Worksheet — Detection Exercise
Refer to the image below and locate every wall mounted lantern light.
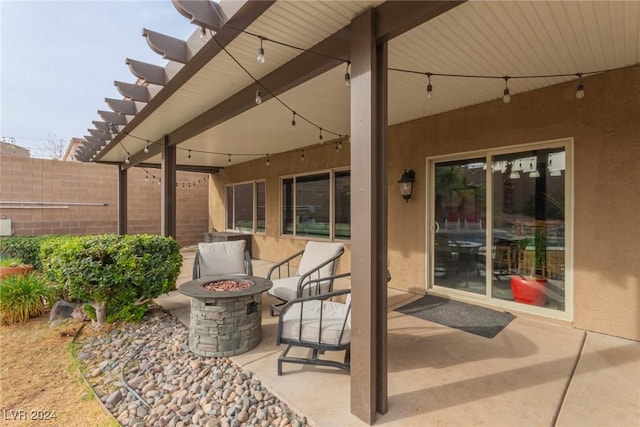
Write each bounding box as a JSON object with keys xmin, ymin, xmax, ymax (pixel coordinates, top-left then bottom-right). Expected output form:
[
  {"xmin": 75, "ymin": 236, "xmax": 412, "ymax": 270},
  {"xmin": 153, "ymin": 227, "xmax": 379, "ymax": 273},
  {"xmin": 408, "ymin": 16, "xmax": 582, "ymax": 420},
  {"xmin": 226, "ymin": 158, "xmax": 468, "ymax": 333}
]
[{"xmin": 398, "ymin": 169, "xmax": 416, "ymax": 202}]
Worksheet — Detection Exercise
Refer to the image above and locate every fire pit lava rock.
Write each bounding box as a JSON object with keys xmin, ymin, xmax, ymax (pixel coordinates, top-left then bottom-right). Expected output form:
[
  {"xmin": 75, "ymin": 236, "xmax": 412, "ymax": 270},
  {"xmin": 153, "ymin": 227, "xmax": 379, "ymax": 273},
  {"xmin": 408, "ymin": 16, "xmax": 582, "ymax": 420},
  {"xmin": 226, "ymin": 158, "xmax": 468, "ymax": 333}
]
[{"xmin": 179, "ymin": 275, "xmax": 272, "ymax": 357}]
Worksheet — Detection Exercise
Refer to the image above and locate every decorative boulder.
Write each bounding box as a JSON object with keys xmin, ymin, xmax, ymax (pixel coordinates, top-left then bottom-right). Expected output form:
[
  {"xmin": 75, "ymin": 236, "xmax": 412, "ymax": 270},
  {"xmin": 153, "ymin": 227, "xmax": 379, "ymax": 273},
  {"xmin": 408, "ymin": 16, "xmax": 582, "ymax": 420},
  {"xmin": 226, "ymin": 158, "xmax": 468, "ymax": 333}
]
[{"xmin": 49, "ymin": 300, "xmax": 77, "ymax": 322}]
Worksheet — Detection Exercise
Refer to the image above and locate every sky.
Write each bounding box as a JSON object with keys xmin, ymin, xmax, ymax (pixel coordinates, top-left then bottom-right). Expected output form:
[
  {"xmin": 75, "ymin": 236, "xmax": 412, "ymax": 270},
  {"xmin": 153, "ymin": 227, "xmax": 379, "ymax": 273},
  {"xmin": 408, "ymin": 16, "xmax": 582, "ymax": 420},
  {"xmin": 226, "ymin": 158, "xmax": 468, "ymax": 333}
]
[{"xmin": 1, "ymin": 0, "xmax": 197, "ymax": 158}]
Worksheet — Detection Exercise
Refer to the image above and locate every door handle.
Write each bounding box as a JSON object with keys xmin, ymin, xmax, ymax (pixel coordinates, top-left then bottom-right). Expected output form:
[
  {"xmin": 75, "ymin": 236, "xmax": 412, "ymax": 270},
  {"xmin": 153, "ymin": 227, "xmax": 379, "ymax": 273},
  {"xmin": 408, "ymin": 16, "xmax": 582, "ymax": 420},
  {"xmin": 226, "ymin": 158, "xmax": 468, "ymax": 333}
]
[{"xmin": 431, "ymin": 221, "xmax": 440, "ymax": 233}]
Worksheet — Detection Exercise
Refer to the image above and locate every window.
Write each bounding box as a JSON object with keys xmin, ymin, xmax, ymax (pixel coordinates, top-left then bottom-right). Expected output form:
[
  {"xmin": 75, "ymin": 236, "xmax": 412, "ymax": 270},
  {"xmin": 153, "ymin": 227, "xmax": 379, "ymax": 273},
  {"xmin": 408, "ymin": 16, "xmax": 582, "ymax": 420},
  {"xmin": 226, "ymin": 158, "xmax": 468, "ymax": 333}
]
[
  {"xmin": 281, "ymin": 170, "xmax": 350, "ymax": 240},
  {"xmin": 225, "ymin": 181, "xmax": 266, "ymax": 233}
]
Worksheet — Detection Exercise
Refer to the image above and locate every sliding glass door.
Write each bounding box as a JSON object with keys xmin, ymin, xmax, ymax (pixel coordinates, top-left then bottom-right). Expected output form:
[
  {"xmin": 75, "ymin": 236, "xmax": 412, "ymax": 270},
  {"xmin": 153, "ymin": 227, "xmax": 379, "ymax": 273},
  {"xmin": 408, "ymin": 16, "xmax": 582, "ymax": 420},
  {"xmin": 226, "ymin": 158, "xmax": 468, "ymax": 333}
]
[
  {"xmin": 490, "ymin": 148, "xmax": 566, "ymax": 311},
  {"xmin": 429, "ymin": 142, "xmax": 569, "ymax": 315},
  {"xmin": 432, "ymin": 159, "xmax": 487, "ymax": 295}
]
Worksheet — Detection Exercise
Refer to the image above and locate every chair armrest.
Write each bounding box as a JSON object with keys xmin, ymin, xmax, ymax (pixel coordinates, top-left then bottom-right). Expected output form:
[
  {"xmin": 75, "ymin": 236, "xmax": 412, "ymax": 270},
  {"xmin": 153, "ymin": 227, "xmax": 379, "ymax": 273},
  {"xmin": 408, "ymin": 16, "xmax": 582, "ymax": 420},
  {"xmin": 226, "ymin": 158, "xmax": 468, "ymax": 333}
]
[
  {"xmin": 267, "ymin": 249, "xmax": 305, "ymax": 279},
  {"xmin": 192, "ymin": 250, "xmax": 201, "ymax": 279},
  {"xmin": 281, "ymin": 285, "xmax": 351, "ymax": 312},
  {"xmin": 298, "ymin": 271, "xmax": 351, "ymax": 296},
  {"xmin": 245, "ymin": 250, "xmax": 253, "ymax": 276}
]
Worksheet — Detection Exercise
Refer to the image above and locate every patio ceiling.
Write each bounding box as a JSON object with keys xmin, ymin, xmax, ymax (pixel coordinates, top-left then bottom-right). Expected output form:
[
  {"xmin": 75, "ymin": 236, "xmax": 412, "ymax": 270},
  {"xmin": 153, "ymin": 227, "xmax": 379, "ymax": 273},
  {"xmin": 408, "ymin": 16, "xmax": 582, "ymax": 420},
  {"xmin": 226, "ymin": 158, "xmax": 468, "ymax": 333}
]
[{"xmin": 85, "ymin": 0, "xmax": 640, "ymax": 168}]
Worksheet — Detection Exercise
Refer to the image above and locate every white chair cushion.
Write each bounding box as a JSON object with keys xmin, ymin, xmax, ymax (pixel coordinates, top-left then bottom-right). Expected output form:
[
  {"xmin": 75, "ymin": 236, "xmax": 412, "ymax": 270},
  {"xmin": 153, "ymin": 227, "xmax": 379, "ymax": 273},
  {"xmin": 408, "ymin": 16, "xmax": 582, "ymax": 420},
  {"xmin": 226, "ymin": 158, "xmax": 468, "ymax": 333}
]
[
  {"xmin": 268, "ymin": 276, "xmax": 301, "ymax": 301},
  {"xmin": 281, "ymin": 300, "xmax": 351, "ymax": 346},
  {"xmin": 197, "ymin": 240, "xmax": 246, "ymax": 276},
  {"xmin": 269, "ymin": 275, "xmax": 334, "ymax": 300},
  {"xmin": 297, "ymin": 241, "xmax": 343, "ymax": 278}
]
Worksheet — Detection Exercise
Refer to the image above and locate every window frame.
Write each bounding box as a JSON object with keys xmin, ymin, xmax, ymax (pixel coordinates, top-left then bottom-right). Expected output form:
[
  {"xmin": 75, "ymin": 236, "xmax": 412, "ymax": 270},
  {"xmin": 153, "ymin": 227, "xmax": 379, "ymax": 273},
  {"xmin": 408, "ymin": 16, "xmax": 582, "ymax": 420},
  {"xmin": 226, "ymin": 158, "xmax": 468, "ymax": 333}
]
[
  {"xmin": 224, "ymin": 180, "xmax": 266, "ymax": 234},
  {"xmin": 279, "ymin": 168, "xmax": 351, "ymax": 242}
]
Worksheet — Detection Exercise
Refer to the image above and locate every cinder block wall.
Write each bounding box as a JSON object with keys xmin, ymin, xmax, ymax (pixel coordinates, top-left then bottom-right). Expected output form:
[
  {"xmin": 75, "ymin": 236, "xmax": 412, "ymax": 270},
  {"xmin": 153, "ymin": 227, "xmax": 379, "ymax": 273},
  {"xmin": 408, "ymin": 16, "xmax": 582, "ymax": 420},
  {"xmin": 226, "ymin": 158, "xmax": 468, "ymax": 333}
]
[{"xmin": 0, "ymin": 156, "xmax": 209, "ymax": 247}]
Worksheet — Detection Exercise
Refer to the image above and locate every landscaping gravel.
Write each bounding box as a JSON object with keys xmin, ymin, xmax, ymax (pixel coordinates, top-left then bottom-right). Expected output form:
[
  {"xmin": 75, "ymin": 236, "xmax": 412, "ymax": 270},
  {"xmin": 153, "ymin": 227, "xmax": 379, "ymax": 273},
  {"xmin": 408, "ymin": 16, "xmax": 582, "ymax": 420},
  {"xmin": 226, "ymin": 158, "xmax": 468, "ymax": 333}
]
[{"xmin": 76, "ymin": 309, "xmax": 308, "ymax": 427}]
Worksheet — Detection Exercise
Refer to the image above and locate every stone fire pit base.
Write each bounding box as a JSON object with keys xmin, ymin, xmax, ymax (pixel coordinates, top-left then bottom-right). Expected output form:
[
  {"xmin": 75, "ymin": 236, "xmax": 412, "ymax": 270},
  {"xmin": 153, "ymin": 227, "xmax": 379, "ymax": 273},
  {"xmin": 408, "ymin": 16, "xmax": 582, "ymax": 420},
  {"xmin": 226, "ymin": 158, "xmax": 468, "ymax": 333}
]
[
  {"xmin": 189, "ymin": 293, "xmax": 263, "ymax": 357},
  {"xmin": 179, "ymin": 275, "xmax": 272, "ymax": 358}
]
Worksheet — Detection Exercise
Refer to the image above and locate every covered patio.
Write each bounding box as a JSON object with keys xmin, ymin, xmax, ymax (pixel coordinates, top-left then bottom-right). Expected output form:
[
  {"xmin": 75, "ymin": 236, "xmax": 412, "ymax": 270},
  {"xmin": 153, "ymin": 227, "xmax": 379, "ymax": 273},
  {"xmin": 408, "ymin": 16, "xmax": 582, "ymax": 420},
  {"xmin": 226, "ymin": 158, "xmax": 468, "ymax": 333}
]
[
  {"xmin": 153, "ymin": 250, "xmax": 640, "ymax": 426},
  {"xmin": 77, "ymin": 0, "xmax": 639, "ymax": 423}
]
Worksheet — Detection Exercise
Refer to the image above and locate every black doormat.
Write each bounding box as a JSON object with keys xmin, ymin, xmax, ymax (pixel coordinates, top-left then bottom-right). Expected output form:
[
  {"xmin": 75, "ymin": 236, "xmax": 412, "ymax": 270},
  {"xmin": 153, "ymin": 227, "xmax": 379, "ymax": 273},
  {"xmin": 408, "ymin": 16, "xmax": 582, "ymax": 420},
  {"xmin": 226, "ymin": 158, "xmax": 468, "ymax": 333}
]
[{"xmin": 395, "ymin": 295, "xmax": 515, "ymax": 338}]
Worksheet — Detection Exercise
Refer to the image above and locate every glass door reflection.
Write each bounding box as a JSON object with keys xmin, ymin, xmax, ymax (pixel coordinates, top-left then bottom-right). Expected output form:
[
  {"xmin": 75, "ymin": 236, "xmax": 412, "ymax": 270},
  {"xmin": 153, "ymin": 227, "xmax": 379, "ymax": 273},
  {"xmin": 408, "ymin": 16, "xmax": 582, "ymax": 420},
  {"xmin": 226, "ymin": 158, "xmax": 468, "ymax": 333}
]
[{"xmin": 433, "ymin": 159, "xmax": 487, "ymax": 295}]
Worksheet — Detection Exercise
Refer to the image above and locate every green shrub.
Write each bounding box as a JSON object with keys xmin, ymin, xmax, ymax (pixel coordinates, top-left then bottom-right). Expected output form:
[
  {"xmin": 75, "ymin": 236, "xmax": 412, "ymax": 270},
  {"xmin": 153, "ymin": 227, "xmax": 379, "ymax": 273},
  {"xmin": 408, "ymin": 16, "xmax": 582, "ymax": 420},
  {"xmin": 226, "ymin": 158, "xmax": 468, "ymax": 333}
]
[
  {"xmin": 41, "ymin": 234, "xmax": 182, "ymax": 325},
  {"xmin": 0, "ymin": 258, "xmax": 26, "ymax": 268},
  {"xmin": 0, "ymin": 235, "xmax": 62, "ymax": 270},
  {"xmin": 0, "ymin": 273, "xmax": 60, "ymax": 324}
]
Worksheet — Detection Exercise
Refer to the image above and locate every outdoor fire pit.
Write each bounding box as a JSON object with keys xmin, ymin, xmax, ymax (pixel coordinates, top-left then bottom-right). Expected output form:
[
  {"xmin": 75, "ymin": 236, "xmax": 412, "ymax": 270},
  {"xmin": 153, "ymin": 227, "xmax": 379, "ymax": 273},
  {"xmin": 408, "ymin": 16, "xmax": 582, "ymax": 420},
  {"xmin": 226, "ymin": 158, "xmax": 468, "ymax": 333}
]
[{"xmin": 179, "ymin": 275, "xmax": 272, "ymax": 357}]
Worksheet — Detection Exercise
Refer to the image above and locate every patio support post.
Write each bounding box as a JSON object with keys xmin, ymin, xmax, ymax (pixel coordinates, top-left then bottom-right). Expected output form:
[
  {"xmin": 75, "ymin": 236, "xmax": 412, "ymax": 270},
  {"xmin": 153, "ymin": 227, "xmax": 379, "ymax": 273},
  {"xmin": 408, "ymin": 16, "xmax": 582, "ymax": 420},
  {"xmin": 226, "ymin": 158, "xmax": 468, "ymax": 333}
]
[
  {"xmin": 350, "ymin": 8, "xmax": 388, "ymax": 424},
  {"xmin": 117, "ymin": 165, "xmax": 127, "ymax": 235},
  {"xmin": 161, "ymin": 134, "xmax": 177, "ymax": 239}
]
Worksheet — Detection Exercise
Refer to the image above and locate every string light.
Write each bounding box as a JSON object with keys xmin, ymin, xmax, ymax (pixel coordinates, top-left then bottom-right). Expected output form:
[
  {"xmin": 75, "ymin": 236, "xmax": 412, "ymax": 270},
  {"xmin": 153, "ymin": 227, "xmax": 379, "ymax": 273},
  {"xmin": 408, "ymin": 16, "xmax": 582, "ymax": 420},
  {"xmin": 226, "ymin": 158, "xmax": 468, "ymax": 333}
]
[
  {"xmin": 145, "ymin": 174, "xmax": 149, "ymax": 182},
  {"xmin": 125, "ymin": 155, "xmax": 130, "ymax": 164},
  {"xmin": 257, "ymin": 37, "xmax": 265, "ymax": 64},
  {"xmin": 300, "ymin": 150, "xmax": 305, "ymax": 162},
  {"xmin": 426, "ymin": 72, "xmax": 433, "ymax": 99},
  {"xmin": 344, "ymin": 62, "xmax": 351, "ymax": 87},
  {"xmin": 266, "ymin": 154, "xmax": 270, "ymax": 167},
  {"xmin": 94, "ymin": 24, "xmax": 627, "ymax": 167},
  {"xmin": 255, "ymin": 89, "xmax": 262, "ymax": 105},
  {"xmin": 210, "ymin": 37, "xmax": 345, "ymax": 146},
  {"xmin": 319, "ymin": 128, "xmax": 323, "ymax": 144},
  {"xmin": 575, "ymin": 73, "xmax": 585, "ymax": 99},
  {"xmin": 144, "ymin": 144, "xmax": 149, "ymax": 154},
  {"xmin": 228, "ymin": 154, "xmax": 231, "ymax": 164},
  {"xmin": 502, "ymin": 76, "xmax": 511, "ymax": 104},
  {"xmin": 200, "ymin": 27, "xmax": 210, "ymax": 43},
  {"xmin": 188, "ymin": 149, "xmax": 192, "ymax": 160}
]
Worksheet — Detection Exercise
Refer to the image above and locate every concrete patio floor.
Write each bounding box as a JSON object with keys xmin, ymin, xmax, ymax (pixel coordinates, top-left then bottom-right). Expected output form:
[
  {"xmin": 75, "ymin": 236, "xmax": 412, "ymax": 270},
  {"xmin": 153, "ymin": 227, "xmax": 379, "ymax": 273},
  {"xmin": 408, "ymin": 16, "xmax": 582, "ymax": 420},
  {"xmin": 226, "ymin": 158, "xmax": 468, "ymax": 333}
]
[{"xmin": 155, "ymin": 250, "xmax": 640, "ymax": 426}]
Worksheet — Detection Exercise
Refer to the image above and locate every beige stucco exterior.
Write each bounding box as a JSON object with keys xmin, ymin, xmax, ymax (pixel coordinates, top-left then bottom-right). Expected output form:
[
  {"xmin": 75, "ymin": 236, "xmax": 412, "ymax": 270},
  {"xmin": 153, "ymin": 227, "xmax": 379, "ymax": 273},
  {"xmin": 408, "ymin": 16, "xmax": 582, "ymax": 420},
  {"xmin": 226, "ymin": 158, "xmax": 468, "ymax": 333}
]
[{"xmin": 209, "ymin": 66, "xmax": 639, "ymax": 341}]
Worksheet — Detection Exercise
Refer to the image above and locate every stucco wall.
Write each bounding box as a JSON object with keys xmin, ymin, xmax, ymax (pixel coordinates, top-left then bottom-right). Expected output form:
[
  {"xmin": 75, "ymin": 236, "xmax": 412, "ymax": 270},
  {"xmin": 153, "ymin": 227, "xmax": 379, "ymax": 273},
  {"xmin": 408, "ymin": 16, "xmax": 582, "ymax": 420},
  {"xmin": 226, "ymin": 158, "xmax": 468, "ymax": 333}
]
[
  {"xmin": 0, "ymin": 156, "xmax": 209, "ymax": 247},
  {"xmin": 386, "ymin": 66, "xmax": 639, "ymax": 340},
  {"xmin": 210, "ymin": 66, "xmax": 639, "ymax": 341},
  {"xmin": 210, "ymin": 143, "xmax": 352, "ymax": 272}
]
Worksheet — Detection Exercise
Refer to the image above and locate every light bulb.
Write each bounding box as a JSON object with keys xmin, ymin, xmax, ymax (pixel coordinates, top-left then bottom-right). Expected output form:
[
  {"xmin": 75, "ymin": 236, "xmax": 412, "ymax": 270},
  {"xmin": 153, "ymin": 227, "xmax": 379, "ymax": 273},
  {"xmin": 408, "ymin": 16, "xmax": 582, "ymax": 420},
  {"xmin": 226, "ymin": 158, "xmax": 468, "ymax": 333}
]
[
  {"xmin": 125, "ymin": 156, "xmax": 130, "ymax": 164},
  {"xmin": 144, "ymin": 144, "xmax": 149, "ymax": 154},
  {"xmin": 503, "ymin": 77, "xmax": 511, "ymax": 103},
  {"xmin": 255, "ymin": 89, "xmax": 262, "ymax": 105},
  {"xmin": 319, "ymin": 128, "xmax": 323, "ymax": 144},
  {"xmin": 344, "ymin": 62, "xmax": 351, "ymax": 87},
  {"xmin": 576, "ymin": 82, "xmax": 585, "ymax": 99},
  {"xmin": 257, "ymin": 39, "xmax": 265, "ymax": 64},
  {"xmin": 188, "ymin": 150, "xmax": 191, "ymax": 160},
  {"xmin": 200, "ymin": 27, "xmax": 209, "ymax": 43},
  {"xmin": 301, "ymin": 151, "xmax": 305, "ymax": 162},
  {"xmin": 266, "ymin": 155, "xmax": 270, "ymax": 167},
  {"xmin": 426, "ymin": 73, "xmax": 433, "ymax": 100},
  {"xmin": 503, "ymin": 88, "xmax": 511, "ymax": 104},
  {"xmin": 291, "ymin": 112, "xmax": 296, "ymax": 130}
]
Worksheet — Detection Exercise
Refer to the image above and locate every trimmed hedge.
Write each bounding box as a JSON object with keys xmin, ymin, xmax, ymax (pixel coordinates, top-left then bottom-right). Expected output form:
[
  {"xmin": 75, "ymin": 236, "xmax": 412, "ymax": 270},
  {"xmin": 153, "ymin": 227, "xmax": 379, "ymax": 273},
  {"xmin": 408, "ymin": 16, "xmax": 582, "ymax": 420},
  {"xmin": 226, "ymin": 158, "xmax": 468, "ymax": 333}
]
[
  {"xmin": 0, "ymin": 235, "xmax": 59, "ymax": 269},
  {"xmin": 40, "ymin": 234, "xmax": 183, "ymax": 324}
]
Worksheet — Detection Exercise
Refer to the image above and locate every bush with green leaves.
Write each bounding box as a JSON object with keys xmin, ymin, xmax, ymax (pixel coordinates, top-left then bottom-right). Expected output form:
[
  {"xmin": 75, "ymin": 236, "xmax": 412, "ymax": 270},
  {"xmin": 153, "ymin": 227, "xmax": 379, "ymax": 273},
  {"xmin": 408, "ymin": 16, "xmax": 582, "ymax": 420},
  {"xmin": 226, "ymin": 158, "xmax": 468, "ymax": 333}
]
[
  {"xmin": 0, "ymin": 235, "xmax": 62, "ymax": 270},
  {"xmin": 41, "ymin": 234, "xmax": 182, "ymax": 325},
  {"xmin": 0, "ymin": 273, "xmax": 60, "ymax": 324},
  {"xmin": 0, "ymin": 258, "xmax": 27, "ymax": 268}
]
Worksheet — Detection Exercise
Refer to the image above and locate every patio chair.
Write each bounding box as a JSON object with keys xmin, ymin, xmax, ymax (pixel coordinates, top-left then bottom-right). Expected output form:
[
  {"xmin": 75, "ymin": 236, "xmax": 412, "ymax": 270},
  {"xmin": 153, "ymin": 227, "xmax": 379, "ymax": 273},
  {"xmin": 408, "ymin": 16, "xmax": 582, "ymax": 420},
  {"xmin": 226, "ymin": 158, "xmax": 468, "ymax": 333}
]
[
  {"xmin": 445, "ymin": 211, "xmax": 461, "ymax": 230},
  {"xmin": 192, "ymin": 240, "xmax": 253, "ymax": 279},
  {"xmin": 267, "ymin": 241, "xmax": 344, "ymax": 315},
  {"xmin": 276, "ymin": 272, "xmax": 352, "ymax": 375}
]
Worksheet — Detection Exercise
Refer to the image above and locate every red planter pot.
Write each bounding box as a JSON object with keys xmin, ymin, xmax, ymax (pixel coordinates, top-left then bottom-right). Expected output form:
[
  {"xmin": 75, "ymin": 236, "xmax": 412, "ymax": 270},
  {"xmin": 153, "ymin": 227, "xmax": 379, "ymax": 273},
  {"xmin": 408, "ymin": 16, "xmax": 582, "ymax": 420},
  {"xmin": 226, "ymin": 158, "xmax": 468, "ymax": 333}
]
[
  {"xmin": 510, "ymin": 276, "xmax": 547, "ymax": 306},
  {"xmin": 0, "ymin": 265, "xmax": 34, "ymax": 280}
]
